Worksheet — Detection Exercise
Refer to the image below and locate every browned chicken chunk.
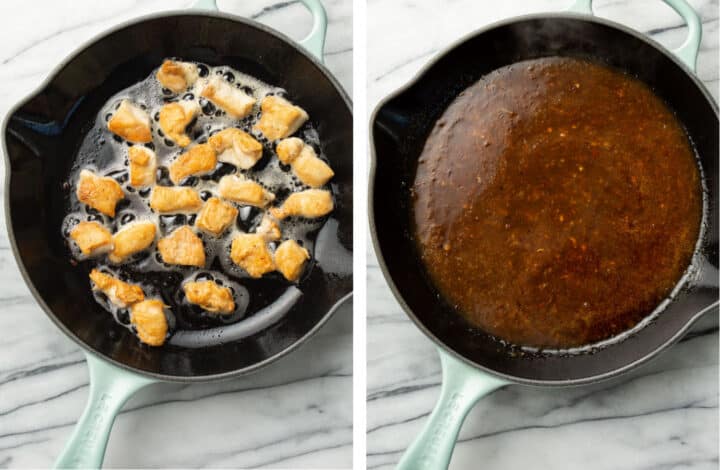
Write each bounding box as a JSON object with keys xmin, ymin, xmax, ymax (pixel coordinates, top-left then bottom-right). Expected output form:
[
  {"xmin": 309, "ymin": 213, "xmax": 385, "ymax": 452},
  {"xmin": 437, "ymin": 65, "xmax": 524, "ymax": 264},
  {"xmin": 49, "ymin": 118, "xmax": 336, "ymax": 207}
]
[
  {"xmin": 208, "ymin": 128, "xmax": 263, "ymax": 169},
  {"xmin": 276, "ymin": 138, "xmax": 334, "ymax": 187},
  {"xmin": 274, "ymin": 239, "xmax": 310, "ymax": 282},
  {"xmin": 183, "ymin": 280, "xmax": 235, "ymax": 314},
  {"xmin": 230, "ymin": 233, "xmax": 275, "ymax": 278},
  {"xmin": 76, "ymin": 169, "xmax": 125, "ymax": 217},
  {"xmin": 108, "ymin": 221, "xmax": 157, "ymax": 263},
  {"xmin": 70, "ymin": 221, "xmax": 113, "ymax": 257},
  {"xmin": 200, "ymin": 76, "xmax": 256, "ymax": 118},
  {"xmin": 107, "ymin": 99, "xmax": 152, "ymax": 143},
  {"xmin": 159, "ymin": 101, "xmax": 200, "ymax": 147},
  {"xmin": 256, "ymin": 214, "xmax": 281, "ymax": 242},
  {"xmin": 269, "ymin": 189, "xmax": 333, "ymax": 220},
  {"xmin": 218, "ymin": 175, "xmax": 275, "ymax": 208},
  {"xmin": 156, "ymin": 60, "xmax": 199, "ymax": 93},
  {"xmin": 195, "ymin": 197, "xmax": 238, "ymax": 236},
  {"xmin": 158, "ymin": 226, "xmax": 205, "ymax": 267},
  {"xmin": 149, "ymin": 186, "xmax": 202, "ymax": 214},
  {"xmin": 128, "ymin": 146, "xmax": 157, "ymax": 187},
  {"xmin": 89, "ymin": 269, "xmax": 144, "ymax": 307},
  {"xmin": 253, "ymin": 95, "xmax": 308, "ymax": 140},
  {"xmin": 169, "ymin": 143, "xmax": 217, "ymax": 184},
  {"xmin": 130, "ymin": 299, "xmax": 168, "ymax": 346}
]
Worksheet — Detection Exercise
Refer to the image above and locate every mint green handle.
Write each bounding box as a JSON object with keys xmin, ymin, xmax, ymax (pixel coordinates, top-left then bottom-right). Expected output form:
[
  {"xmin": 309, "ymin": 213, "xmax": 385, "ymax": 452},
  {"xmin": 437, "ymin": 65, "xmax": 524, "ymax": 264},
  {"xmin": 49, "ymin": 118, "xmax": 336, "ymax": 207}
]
[
  {"xmin": 396, "ymin": 349, "xmax": 507, "ymax": 470},
  {"xmin": 54, "ymin": 352, "xmax": 156, "ymax": 469},
  {"xmin": 296, "ymin": 0, "xmax": 328, "ymax": 62},
  {"xmin": 191, "ymin": 0, "xmax": 217, "ymax": 11},
  {"xmin": 569, "ymin": 0, "xmax": 702, "ymax": 71},
  {"xmin": 191, "ymin": 0, "xmax": 327, "ymax": 62}
]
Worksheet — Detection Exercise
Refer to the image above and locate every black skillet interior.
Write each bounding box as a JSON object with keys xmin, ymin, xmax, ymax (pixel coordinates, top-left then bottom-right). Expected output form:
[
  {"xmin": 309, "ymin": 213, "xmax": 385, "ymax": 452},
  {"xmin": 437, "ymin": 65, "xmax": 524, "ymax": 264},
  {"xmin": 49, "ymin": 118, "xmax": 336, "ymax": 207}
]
[
  {"xmin": 4, "ymin": 13, "xmax": 352, "ymax": 380},
  {"xmin": 370, "ymin": 15, "xmax": 718, "ymax": 384}
]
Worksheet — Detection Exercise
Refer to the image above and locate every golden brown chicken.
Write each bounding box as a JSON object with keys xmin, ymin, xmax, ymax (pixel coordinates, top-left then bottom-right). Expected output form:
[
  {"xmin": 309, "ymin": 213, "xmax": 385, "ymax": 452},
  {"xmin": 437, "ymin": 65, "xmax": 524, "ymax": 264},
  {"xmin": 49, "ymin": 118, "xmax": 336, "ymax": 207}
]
[
  {"xmin": 269, "ymin": 189, "xmax": 333, "ymax": 220},
  {"xmin": 70, "ymin": 221, "xmax": 113, "ymax": 257},
  {"xmin": 254, "ymin": 95, "xmax": 308, "ymax": 140},
  {"xmin": 89, "ymin": 269, "xmax": 145, "ymax": 308},
  {"xmin": 76, "ymin": 169, "xmax": 125, "ymax": 217},
  {"xmin": 208, "ymin": 128, "xmax": 263, "ymax": 169},
  {"xmin": 218, "ymin": 175, "xmax": 275, "ymax": 208},
  {"xmin": 195, "ymin": 197, "xmax": 238, "ymax": 236},
  {"xmin": 156, "ymin": 60, "xmax": 199, "ymax": 93},
  {"xmin": 168, "ymin": 143, "xmax": 217, "ymax": 184},
  {"xmin": 108, "ymin": 221, "xmax": 157, "ymax": 263},
  {"xmin": 274, "ymin": 239, "xmax": 310, "ymax": 282},
  {"xmin": 159, "ymin": 101, "xmax": 200, "ymax": 147},
  {"xmin": 230, "ymin": 233, "xmax": 275, "ymax": 278},
  {"xmin": 276, "ymin": 137, "xmax": 334, "ymax": 187},
  {"xmin": 130, "ymin": 299, "xmax": 168, "ymax": 346},
  {"xmin": 256, "ymin": 214, "xmax": 281, "ymax": 242},
  {"xmin": 149, "ymin": 186, "xmax": 203, "ymax": 213},
  {"xmin": 183, "ymin": 280, "xmax": 235, "ymax": 314},
  {"xmin": 158, "ymin": 226, "xmax": 205, "ymax": 267},
  {"xmin": 128, "ymin": 146, "xmax": 157, "ymax": 188},
  {"xmin": 200, "ymin": 76, "xmax": 256, "ymax": 119},
  {"xmin": 107, "ymin": 99, "xmax": 152, "ymax": 143}
]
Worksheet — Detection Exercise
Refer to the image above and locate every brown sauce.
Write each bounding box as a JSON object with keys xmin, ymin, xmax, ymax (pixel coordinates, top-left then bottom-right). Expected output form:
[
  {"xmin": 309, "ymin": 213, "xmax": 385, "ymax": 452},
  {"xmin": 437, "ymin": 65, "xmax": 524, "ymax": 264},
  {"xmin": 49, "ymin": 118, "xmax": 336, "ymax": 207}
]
[{"xmin": 412, "ymin": 57, "xmax": 702, "ymax": 349}]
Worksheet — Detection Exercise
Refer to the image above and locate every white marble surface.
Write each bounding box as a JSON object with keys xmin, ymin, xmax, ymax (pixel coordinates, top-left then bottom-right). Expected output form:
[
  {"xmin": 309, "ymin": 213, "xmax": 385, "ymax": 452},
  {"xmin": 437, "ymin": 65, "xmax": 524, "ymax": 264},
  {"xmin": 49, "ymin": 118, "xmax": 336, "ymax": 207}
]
[
  {"xmin": 0, "ymin": 1, "xmax": 352, "ymax": 468},
  {"xmin": 367, "ymin": 0, "xmax": 719, "ymax": 469}
]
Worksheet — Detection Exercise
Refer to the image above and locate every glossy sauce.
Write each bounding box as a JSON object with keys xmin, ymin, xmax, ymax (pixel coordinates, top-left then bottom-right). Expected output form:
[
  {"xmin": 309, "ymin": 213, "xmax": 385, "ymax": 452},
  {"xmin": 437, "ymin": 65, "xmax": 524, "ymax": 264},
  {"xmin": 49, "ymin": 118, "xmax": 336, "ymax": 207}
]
[{"xmin": 412, "ymin": 57, "xmax": 702, "ymax": 349}]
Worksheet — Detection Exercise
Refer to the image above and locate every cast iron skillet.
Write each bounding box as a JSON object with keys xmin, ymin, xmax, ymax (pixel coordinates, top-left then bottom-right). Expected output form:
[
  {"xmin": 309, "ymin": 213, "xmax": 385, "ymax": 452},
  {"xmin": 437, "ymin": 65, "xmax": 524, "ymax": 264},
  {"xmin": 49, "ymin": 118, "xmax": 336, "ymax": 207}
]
[
  {"xmin": 2, "ymin": 1, "xmax": 351, "ymax": 467},
  {"xmin": 369, "ymin": 0, "xmax": 717, "ymax": 468}
]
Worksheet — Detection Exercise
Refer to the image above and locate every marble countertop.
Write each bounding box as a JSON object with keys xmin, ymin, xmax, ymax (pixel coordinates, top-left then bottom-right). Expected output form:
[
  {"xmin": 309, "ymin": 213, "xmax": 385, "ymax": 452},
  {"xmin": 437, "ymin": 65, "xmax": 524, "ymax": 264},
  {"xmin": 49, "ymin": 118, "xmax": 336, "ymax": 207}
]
[
  {"xmin": 0, "ymin": 1, "xmax": 352, "ymax": 468},
  {"xmin": 366, "ymin": 0, "xmax": 719, "ymax": 469}
]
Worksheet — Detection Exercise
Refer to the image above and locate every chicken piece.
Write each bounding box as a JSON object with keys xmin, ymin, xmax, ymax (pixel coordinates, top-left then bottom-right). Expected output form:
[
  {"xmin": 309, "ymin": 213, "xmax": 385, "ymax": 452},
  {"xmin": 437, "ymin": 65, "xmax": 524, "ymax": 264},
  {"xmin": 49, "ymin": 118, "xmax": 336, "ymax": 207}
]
[
  {"xmin": 230, "ymin": 233, "xmax": 275, "ymax": 278},
  {"xmin": 253, "ymin": 95, "xmax": 308, "ymax": 140},
  {"xmin": 76, "ymin": 169, "xmax": 125, "ymax": 217},
  {"xmin": 274, "ymin": 239, "xmax": 310, "ymax": 282},
  {"xmin": 269, "ymin": 189, "xmax": 333, "ymax": 220},
  {"xmin": 218, "ymin": 175, "xmax": 275, "ymax": 208},
  {"xmin": 128, "ymin": 146, "xmax": 157, "ymax": 187},
  {"xmin": 168, "ymin": 143, "xmax": 217, "ymax": 184},
  {"xmin": 159, "ymin": 100, "xmax": 200, "ymax": 147},
  {"xmin": 183, "ymin": 280, "xmax": 235, "ymax": 314},
  {"xmin": 208, "ymin": 128, "xmax": 263, "ymax": 169},
  {"xmin": 156, "ymin": 60, "xmax": 199, "ymax": 93},
  {"xmin": 256, "ymin": 214, "xmax": 281, "ymax": 242},
  {"xmin": 149, "ymin": 186, "xmax": 202, "ymax": 214},
  {"xmin": 195, "ymin": 197, "xmax": 238, "ymax": 236},
  {"xmin": 200, "ymin": 75, "xmax": 255, "ymax": 118},
  {"xmin": 275, "ymin": 136, "xmax": 304, "ymax": 164},
  {"xmin": 108, "ymin": 221, "xmax": 157, "ymax": 263},
  {"xmin": 158, "ymin": 226, "xmax": 205, "ymax": 267},
  {"xmin": 276, "ymin": 138, "xmax": 334, "ymax": 187},
  {"xmin": 89, "ymin": 269, "xmax": 144, "ymax": 308},
  {"xmin": 130, "ymin": 299, "xmax": 168, "ymax": 346},
  {"xmin": 107, "ymin": 99, "xmax": 152, "ymax": 143},
  {"xmin": 69, "ymin": 221, "xmax": 113, "ymax": 257}
]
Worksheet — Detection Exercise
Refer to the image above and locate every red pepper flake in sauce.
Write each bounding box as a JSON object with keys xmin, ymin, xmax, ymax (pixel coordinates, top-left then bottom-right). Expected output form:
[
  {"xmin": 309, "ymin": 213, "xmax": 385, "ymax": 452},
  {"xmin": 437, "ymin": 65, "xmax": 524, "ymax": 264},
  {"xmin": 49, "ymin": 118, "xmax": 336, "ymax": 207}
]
[{"xmin": 411, "ymin": 57, "xmax": 702, "ymax": 348}]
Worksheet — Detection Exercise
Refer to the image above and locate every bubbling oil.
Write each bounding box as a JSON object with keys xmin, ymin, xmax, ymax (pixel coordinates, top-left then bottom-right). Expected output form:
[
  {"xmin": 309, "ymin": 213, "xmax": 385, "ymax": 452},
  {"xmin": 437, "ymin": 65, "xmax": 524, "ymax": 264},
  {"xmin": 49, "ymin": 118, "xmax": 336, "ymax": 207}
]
[{"xmin": 61, "ymin": 60, "xmax": 333, "ymax": 345}]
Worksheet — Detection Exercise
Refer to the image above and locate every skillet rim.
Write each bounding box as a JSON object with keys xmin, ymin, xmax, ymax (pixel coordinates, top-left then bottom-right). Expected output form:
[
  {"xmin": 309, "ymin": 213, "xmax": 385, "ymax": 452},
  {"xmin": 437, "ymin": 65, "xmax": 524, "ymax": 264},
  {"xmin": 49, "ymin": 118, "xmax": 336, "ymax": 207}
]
[
  {"xmin": 2, "ymin": 9, "xmax": 353, "ymax": 383},
  {"xmin": 368, "ymin": 11, "xmax": 719, "ymax": 387}
]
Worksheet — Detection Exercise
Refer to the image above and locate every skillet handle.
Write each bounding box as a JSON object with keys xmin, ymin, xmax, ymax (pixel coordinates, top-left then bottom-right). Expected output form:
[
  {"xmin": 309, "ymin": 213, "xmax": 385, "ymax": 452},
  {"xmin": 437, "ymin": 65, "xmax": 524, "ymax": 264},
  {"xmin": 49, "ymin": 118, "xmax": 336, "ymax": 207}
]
[
  {"xmin": 189, "ymin": 0, "xmax": 327, "ymax": 62},
  {"xmin": 568, "ymin": 0, "xmax": 702, "ymax": 71},
  {"xmin": 396, "ymin": 349, "xmax": 507, "ymax": 470},
  {"xmin": 191, "ymin": 0, "xmax": 217, "ymax": 10},
  {"xmin": 297, "ymin": 0, "xmax": 328, "ymax": 62},
  {"xmin": 54, "ymin": 352, "xmax": 156, "ymax": 469}
]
